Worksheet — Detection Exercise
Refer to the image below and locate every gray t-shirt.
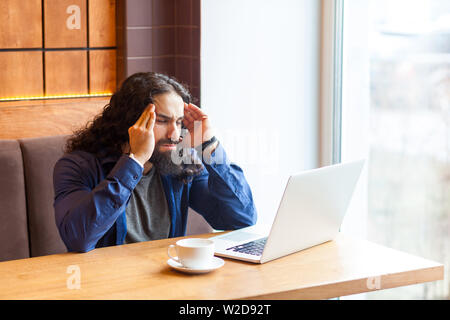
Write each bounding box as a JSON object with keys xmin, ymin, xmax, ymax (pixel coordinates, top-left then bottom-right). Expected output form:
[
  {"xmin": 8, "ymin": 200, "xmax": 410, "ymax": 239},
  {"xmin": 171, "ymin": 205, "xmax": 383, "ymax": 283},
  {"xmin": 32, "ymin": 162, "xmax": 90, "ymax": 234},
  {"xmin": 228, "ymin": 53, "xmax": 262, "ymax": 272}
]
[{"xmin": 124, "ymin": 166, "xmax": 171, "ymax": 244}]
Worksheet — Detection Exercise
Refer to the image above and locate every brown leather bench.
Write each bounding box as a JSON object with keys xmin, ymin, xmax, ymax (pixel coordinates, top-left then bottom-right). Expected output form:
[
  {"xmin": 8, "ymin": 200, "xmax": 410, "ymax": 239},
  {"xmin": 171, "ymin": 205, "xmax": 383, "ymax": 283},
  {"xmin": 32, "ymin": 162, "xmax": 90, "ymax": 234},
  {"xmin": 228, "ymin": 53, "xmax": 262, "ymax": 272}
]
[{"xmin": 0, "ymin": 135, "xmax": 212, "ymax": 262}]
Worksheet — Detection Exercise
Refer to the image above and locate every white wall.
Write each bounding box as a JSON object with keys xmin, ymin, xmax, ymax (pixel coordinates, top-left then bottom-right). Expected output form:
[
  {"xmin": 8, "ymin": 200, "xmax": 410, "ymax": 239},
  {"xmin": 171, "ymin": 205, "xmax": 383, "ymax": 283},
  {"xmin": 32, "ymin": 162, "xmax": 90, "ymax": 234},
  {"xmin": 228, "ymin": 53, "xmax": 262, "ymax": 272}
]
[
  {"xmin": 340, "ymin": 0, "xmax": 370, "ymax": 239},
  {"xmin": 201, "ymin": 0, "xmax": 321, "ymax": 226},
  {"xmin": 339, "ymin": 0, "xmax": 370, "ymax": 300}
]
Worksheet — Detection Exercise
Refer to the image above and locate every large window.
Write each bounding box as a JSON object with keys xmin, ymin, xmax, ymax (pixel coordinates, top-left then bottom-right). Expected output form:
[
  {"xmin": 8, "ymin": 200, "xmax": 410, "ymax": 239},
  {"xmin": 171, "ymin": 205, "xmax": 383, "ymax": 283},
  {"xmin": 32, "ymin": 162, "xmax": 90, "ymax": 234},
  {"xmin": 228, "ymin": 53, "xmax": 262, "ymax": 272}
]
[{"xmin": 342, "ymin": 0, "xmax": 450, "ymax": 299}]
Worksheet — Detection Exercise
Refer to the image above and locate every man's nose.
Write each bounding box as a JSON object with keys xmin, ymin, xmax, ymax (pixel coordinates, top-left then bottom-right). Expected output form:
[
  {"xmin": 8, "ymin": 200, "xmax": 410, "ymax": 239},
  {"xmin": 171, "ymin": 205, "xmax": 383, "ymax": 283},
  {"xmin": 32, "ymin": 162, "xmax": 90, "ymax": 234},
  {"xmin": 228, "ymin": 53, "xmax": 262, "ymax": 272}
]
[{"xmin": 167, "ymin": 122, "xmax": 181, "ymax": 142}]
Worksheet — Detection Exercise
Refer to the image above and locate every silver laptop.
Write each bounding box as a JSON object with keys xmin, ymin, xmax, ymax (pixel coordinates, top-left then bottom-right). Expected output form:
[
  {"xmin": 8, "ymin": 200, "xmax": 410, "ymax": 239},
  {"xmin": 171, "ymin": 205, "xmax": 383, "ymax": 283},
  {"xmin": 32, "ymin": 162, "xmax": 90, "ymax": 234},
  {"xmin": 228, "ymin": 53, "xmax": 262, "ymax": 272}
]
[{"xmin": 209, "ymin": 160, "xmax": 365, "ymax": 264}]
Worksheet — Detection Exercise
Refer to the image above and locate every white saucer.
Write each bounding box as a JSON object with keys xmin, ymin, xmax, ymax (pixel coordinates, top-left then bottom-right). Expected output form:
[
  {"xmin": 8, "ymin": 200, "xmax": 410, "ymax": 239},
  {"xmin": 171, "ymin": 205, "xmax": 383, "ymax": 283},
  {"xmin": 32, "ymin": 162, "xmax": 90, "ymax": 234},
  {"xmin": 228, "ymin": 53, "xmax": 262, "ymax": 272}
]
[{"xmin": 167, "ymin": 257, "xmax": 225, "ymax": 274}]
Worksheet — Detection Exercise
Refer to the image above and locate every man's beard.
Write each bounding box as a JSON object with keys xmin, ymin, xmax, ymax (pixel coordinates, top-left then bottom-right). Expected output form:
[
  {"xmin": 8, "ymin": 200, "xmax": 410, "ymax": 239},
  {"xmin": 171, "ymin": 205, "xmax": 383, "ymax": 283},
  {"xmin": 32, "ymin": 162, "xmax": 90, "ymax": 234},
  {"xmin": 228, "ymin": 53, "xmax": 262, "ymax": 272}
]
[
  {"xmin": 150, "ymin": 139, "xmax": 184, "ymax": 176},
  {"xmin": 150, "ymin": 138, "xmax": 204, "ymax": 182}
]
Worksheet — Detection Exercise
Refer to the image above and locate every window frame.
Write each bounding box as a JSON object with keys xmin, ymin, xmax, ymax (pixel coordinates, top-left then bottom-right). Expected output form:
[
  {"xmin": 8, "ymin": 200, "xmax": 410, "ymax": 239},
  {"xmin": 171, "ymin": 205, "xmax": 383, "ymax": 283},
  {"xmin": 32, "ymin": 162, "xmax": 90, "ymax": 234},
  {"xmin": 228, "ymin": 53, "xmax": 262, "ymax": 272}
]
[{"xmin": 319, "ymin": 0, "xmax": 344, "ymax": 166}]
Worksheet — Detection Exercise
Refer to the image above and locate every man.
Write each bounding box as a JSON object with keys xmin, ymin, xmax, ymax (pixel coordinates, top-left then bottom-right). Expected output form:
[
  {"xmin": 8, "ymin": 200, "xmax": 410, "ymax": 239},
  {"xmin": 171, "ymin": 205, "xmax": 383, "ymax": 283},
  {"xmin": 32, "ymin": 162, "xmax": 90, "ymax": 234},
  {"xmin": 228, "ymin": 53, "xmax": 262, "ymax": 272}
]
[{"xmin": 53, "ymin": 72, "xmax": 257, "ymax": 253}]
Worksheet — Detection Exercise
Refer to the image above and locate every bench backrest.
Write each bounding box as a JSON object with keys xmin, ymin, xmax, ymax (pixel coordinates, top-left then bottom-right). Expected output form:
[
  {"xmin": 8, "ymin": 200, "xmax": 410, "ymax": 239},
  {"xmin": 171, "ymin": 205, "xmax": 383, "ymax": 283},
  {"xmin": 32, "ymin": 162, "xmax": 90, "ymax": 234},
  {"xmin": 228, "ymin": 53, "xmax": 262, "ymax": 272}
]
[{"xmin": 0, "ymin": 135, "xmax": 212, "ymax": 262}]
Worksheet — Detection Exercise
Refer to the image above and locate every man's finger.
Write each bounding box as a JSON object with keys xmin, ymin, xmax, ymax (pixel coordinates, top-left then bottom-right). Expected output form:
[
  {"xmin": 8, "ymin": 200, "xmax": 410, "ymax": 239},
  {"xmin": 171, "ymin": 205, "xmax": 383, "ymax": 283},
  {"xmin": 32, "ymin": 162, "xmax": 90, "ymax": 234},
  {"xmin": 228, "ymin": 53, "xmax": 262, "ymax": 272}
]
[
  {"xmin": 146, "ymin": 108, "xmax": 156, "ymax": 130},
  {"xmin": 184, "ymin": 109, "xmax": 196, "ymax": 123},
  {"xmin": 187, "ymin": 103, "xmax": 205, "ymax": 118},
  {"xmin": 134, "ymin": 112, "xmax": 146, "ymax": 127},
  {"xmin": 135, "ymin": 105, "xmax": 151, "ymax": 127},
  {"xmin": 182, "ymin": 118, "xmax": 192, "ymax": 130}
]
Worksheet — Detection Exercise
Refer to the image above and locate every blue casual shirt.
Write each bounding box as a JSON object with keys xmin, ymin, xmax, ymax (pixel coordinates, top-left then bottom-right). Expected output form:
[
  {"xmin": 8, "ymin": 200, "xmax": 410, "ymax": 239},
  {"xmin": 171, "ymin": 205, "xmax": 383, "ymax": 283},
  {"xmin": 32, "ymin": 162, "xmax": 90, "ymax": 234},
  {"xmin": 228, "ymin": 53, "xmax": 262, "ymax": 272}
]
[{"xmin": 53, "ymin": 143, "xmax": 257, "ymax": 253}]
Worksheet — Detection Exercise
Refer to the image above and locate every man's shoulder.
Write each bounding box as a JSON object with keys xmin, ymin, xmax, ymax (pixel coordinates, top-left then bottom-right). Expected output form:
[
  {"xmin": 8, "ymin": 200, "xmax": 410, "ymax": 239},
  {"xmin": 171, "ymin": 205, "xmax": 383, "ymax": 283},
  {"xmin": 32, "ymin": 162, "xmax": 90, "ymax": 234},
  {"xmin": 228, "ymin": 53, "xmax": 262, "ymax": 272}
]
[
  {"xmin": 58, "ymin": 150, "xmax": 98, "ymax": 165},
  {"xmin": 55, "ymin": 150, "xmax": 105, "ymax": 177}
]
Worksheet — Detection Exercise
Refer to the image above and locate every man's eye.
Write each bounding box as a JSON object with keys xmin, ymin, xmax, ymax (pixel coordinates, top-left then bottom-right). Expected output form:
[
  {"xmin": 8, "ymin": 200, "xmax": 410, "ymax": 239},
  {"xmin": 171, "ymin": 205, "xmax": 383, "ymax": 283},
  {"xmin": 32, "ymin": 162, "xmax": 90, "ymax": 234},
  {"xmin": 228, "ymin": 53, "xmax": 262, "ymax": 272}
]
[{"xmin": 156, "ymin": 119, "xmax": 167, "ymax": 123}]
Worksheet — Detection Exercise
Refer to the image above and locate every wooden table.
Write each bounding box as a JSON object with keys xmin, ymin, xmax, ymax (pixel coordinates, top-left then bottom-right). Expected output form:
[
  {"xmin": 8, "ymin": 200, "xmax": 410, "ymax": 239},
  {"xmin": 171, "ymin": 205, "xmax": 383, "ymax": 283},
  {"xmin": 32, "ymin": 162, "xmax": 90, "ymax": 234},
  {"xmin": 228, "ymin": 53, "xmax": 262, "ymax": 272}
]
[{"xmin": 0, "ymin": 233, "xmax": 443, "ymax": 300}]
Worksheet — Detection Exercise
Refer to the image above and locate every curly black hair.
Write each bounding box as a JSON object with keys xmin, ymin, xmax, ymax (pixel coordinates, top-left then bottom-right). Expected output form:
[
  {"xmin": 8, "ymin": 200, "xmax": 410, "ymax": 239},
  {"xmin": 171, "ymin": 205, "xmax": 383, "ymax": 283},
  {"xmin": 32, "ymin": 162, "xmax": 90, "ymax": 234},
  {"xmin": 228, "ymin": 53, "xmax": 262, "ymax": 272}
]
[{"xmin": 65, "ymin": 72, "xmax": 203, "ymax": 183}]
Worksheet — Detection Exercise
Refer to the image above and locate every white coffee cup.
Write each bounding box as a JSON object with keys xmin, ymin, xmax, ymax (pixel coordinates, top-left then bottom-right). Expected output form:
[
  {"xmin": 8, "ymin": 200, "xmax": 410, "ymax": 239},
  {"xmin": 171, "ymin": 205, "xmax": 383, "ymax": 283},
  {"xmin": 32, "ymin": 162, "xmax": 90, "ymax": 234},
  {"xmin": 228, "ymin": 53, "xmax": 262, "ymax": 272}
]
[{"xmin": 167, "ymin": 238, "xmax": 215, "ymax": 269}]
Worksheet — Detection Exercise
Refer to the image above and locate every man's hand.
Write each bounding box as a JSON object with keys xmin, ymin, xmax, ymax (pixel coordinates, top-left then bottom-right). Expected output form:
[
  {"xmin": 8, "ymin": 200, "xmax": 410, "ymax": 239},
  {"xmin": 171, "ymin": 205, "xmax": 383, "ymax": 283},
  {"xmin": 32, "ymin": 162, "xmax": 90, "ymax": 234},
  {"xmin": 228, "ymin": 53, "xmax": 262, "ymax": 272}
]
[
  {"xmin": 128, "ymin": 104, "xmax": 156, "ymax": 165},
  {"xmin": 182, "ymin": 103, "xmax": 215, "ymax": 148}
]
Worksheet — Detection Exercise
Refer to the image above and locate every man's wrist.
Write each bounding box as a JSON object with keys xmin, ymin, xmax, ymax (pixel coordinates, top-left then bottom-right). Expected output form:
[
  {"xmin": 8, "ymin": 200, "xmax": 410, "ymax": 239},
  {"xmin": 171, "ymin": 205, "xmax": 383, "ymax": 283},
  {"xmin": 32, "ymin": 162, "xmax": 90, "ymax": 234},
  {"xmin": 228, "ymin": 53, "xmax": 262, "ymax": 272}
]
[
  {"xmin": 128, "ymin": 153, "xmax": 144, "ymax": 168},
  {"xmin": 201, "ymin": 140, "xmax": 221, "ymax": 165},
  {"xmin": 198, "ymin": 136, "xmax": 217, "ymax": 152},
  {"xmin": 204, "ymin": 140, "xmax": 219, "ymax": 155}
]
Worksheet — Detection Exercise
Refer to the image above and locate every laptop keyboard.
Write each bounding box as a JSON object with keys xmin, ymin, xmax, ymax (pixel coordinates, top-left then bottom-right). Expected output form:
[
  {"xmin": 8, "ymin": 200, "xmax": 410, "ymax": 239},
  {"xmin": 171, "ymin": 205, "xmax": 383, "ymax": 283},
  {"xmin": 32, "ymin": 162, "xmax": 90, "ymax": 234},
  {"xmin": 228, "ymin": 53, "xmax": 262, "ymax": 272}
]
[{"xmin": 226, "ymin": 237, "xmax": 267, "ymax": 256}]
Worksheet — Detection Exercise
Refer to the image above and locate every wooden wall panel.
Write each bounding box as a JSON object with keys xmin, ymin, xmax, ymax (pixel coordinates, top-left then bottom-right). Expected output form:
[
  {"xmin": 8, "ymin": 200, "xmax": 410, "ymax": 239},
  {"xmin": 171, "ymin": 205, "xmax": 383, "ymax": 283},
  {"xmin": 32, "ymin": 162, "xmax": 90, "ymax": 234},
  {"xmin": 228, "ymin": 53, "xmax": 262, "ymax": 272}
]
[
  {"xmin": 0, "ymin": 52, "xmax": 43, "ymax": 98},
  {"xmin": 0, "ymin": 98, "xmax": 108, "ymax": 140},
  {"xmin": 0, "ymin": 0, "xmax": 42, "ymax": 48},
  {"xmin": 0, "ymin": 0, "xmax": 117, "ymax": 143},
  {"xmin": 89, "ymin": 50, "xmax": 116, "ymax": 93},
  {"xmin": 45, "ymin": 51, "xmax": 88, "ymax": 95},
  {"xmin": 89, "ymin": 0, "xmax": 116, "ymax": 47},
  {"xmin": 44, "ymin": 0, "xmax": 87, "ymax": 48}
]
